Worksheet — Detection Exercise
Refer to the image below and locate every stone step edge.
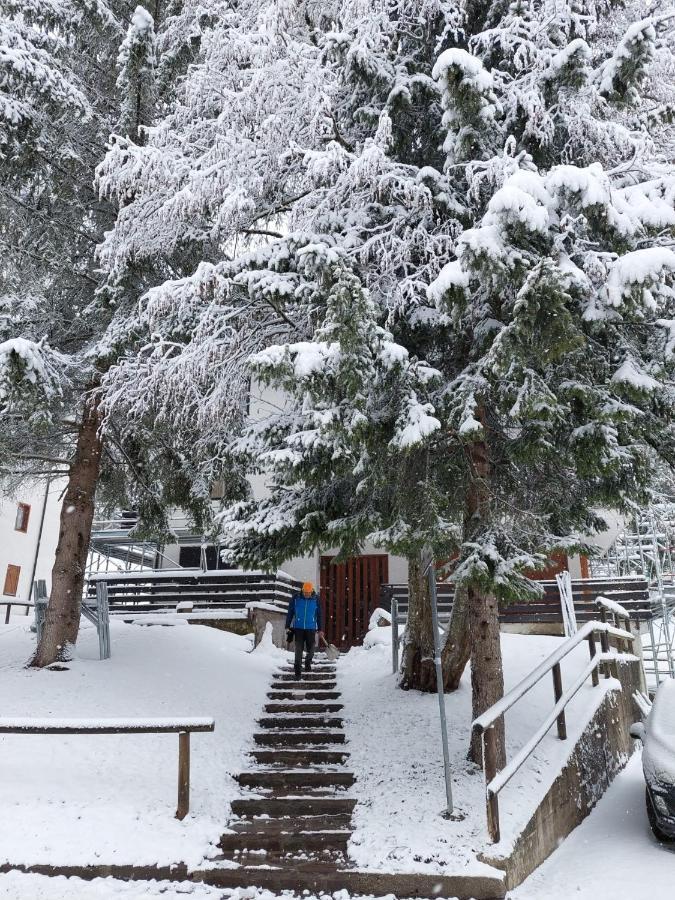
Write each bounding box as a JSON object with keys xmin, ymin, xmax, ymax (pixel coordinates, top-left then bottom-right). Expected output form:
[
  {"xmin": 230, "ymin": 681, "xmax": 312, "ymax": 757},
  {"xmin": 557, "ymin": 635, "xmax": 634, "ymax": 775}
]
[{"xmin": 0, "ymin": 863, "xmax": 506, "ymax": 899}]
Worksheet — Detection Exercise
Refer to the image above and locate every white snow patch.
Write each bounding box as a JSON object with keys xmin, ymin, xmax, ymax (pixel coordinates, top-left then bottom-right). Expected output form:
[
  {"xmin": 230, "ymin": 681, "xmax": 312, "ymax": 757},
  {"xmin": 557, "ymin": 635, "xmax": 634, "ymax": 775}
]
[
  {"xmin": 511, "ymin": 754, "xmax": 672, "ymax": 899},
  {"xmin": 340, "ymin": 632, "xmax": 622, "ymax": 875},
  {"xmin": 605, "ymin": 247, "xmax": 675, "ymax": 307},
  {"xmin": 611, "ymin": 357, "xmax": 661, "ymax": 392},
  {"xmin": 0, "ymin": 621, "xmax": 283, "ymax": 869}
]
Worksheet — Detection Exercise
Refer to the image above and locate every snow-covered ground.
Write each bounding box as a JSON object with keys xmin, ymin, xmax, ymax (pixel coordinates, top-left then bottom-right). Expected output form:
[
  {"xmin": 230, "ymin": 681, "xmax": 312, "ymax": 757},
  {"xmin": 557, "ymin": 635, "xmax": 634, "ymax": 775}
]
[
  {"xmin": 340, "ymin": 629, "xmax": 627, "ymax": 876},
  {"xmin": 0, "ymin": 617, "xmax": 648, "ymax": 897},
  {"xmin": 512, "ymin": 752, "xmax": 674, "ymax": 899},
  {"xmin": 0, "ymin": 619, "xmax": 284, "ymax": 870},
  {"xmin": 6, "ymin": 753, "xmax": 672, "ymax": 900},
  {"xmin": 0, "ymin": 873, "xmax": 225, "ymax": 899}
]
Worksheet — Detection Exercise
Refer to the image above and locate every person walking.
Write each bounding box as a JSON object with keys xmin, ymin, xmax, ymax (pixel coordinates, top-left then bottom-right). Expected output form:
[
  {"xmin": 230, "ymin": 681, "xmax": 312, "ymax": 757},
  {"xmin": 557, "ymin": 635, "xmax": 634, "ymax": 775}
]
[{"xmin": 286, "ymin": 582, "xmax": 324, "ymax": 679}]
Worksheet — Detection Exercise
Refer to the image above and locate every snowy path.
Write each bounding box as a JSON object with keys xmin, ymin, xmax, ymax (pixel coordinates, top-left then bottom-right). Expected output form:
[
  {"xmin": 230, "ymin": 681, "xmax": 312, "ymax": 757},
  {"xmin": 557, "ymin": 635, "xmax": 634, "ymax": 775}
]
[{"xmin": 511, "ymin": 752, "xmax": 674, "ymax": 899}]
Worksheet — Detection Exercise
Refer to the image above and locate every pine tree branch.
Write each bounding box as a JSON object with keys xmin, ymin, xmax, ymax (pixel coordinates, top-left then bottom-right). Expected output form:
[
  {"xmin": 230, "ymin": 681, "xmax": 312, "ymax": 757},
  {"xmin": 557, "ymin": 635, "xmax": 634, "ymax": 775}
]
[{"xmin": 0, "ymin": 187, "xmax": 101, "ymax": 246}]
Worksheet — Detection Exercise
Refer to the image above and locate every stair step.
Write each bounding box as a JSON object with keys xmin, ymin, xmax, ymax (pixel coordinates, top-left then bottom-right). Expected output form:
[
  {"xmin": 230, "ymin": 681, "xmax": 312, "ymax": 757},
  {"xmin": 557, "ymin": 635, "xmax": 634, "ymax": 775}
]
[
  {"xmin": 231, "ymin": 798, "xmax": 356, "ymax": 818},
  {"xmin": 280, "ymin": 665, "xmax": 336, "ymax": 673},
  {"xmin": 254, "ymin": 731, "xmax": 345, "ymax": 746},
  {"xmin": 259, "ymin": 716, "xmax": 343, "ymax": 729},
  {"xmin": 193, "ymin": 864, "xmax": 507, "ymax": 898},
  {"xmin": 274, "ymin": 673, "xmax": 336, "ymax": 682},
  {"xmin": 219, "ymin": 829, "xmax": 350, "ymax": 853},
  {"xmin": 251, "ymin": 750, "xmax": 350, "ymax": 766},
  {"xmin": 236, "ymin": 771, "xmax": 355, "ymax": 790},
  {"xmin": 267, "ymin": 691, "xmax": 341, "ymax": 701},
  {"xmin": 224, "ymin": 814, "xmax": 353, "ymax": 833},
  {"xmin": 264, "ymin": 703, "xmax": 343, "ymax": 714},
  {"xmin": 216, "ymin": 848, "xmax": 347, "ymax": 865}
]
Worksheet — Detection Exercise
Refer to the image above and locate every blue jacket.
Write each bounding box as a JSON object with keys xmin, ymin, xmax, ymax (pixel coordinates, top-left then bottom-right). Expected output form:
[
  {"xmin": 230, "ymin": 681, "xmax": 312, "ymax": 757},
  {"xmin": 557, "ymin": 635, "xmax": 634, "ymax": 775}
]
[{"xmin": 286, "ymin": 593, "xmax": 322, "ymax": 631}]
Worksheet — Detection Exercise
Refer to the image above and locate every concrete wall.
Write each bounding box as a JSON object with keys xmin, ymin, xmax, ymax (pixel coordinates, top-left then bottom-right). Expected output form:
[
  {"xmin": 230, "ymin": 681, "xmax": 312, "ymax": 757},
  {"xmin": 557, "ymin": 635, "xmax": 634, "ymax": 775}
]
[
  {"xmin": 0, "ymin": 479, "xmax": 64, "ymax": 608},
  {"xmin": 481, "ymin": 655, "xmax": 642, "ymax": 890}
]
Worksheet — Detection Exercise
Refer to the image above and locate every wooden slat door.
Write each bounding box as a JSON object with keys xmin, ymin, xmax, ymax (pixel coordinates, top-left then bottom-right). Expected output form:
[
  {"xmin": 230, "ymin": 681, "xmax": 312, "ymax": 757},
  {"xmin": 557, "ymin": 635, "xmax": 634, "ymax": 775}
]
[{"xmin": 320, "ymin": 554, "xmax": 389, "ymax": 648}]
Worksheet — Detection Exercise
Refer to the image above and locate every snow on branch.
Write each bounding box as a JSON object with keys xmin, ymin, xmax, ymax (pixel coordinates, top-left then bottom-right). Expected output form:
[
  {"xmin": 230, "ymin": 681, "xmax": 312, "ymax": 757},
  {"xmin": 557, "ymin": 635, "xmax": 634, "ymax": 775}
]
[
  {"xmin": 0, "ymin": 338, "xmax": 67, "ymax": 409},
  {"xmin": 605, "ymin": 247, "xmax": 675, "ymax": 308}
]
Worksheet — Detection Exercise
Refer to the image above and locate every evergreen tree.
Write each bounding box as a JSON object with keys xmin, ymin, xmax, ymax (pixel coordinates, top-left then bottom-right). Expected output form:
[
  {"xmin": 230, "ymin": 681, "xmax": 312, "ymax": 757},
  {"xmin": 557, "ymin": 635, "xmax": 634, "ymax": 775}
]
[
  {"xmin": 95, "ymin": 0, "xmax": 675, "ymax": 768},
  {"xmin": 0, "ymin": 1, "xmax": 213, "ymax": 666}
]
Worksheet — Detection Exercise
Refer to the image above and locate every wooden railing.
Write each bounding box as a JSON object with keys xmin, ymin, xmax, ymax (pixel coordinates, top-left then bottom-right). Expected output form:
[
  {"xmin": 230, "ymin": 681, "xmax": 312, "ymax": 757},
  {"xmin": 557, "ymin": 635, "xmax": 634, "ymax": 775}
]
[
  {"xmin": 471, "ymin": 611, "xmax": 638, "ymax": 843},
  {"xmin": 86, "ymin": 569, "xmax": 301, "ymax": 615},
  {"xmin": 380, "ymin": 577, "xmax": 652, "ymax": 624},
  {"xmin": 0, "ymin": 715, "xmax": 214, "ymax": 819}
]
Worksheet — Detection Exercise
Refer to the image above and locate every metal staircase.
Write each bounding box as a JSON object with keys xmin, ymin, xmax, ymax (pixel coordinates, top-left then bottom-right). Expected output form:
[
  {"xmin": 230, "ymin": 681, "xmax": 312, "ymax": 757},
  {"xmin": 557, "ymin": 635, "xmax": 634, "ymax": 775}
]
[{"xmin": 589, "ymin": 504, "xmax": 675, "ymax": 686}]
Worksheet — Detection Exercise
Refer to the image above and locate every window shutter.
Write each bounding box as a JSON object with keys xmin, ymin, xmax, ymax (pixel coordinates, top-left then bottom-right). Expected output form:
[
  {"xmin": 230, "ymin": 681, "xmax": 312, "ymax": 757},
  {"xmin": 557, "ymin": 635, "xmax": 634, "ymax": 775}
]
[
  {"xmin": 3, "ymin": 564, "xmax": 21, "ymax": 596},
  {"xmin": 14, "ymin": 503, "xmax": 31, "ymax": 533}
]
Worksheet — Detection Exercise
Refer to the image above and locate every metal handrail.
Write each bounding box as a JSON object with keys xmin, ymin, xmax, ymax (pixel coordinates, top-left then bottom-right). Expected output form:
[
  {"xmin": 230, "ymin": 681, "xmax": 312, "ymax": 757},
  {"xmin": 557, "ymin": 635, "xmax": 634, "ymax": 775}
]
[
  {"xmin": 472, "ymin": 618, "xmax": 638, "ymax": 842},
  {"xmin": 1, "ymin": 599, "xmax": 34, "ymax": 624}
]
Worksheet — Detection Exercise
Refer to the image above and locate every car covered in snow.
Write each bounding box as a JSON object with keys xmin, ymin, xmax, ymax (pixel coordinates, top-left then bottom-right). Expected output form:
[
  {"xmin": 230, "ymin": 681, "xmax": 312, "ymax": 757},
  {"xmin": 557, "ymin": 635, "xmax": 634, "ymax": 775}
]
[{"xmin": 632, "ymin": 679, "xmax": 675, "ymax": 842}]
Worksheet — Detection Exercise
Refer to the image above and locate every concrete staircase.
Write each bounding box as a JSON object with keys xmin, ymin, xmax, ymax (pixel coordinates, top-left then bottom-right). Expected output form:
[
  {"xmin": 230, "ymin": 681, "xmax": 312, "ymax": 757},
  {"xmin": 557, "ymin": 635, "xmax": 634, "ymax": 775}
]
[{"xmin": 217, "ymin": 659, "xmax": 357, "ymax": 884}]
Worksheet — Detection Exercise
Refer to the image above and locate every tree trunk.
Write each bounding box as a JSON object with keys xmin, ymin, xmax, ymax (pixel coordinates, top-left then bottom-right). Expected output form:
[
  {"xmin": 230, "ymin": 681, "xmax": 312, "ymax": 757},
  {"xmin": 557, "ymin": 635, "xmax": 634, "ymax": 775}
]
[
  {"xmin": 441, "ymin": 583, "xmax": 471, "ymax": 690},
  {"xmin": 468, "ymin": 585, "xmax": 505, "ymax": 767},
  {"xmin": 30, "ymin": 398, "xmax": 103, "ymax": 668},
  {"xmin": 465, "ymin": 405, "xmax": 506, "ymax": 768},
  {"xmin": 399, "ymin": 551, "xmax": 437, "ymax": 691}
]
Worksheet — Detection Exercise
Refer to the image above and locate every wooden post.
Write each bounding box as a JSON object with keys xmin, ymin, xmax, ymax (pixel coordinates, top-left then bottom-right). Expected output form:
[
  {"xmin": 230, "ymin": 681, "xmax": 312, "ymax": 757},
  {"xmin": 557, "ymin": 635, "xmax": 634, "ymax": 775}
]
[
  {"xmin": 4, "ymin": 604, "xmax": 10, "ymax": 625},
  {"xmin": 599, "ymin": 627, "xmax": 611, "ymax": 678},
  {"xmin": 176, "ymin": 731, "xmax": 190, "ymax": 820},
  {"xmin": 484, "ymin": 727, "xmax": 500, "ymax": 843},
  {"xmin": 588, "ymin": 633, "xmax": 599, "ymax": 686},
  {"xmin": 552, "ymin": 663, "xmax": 566, "ymax": 739}
]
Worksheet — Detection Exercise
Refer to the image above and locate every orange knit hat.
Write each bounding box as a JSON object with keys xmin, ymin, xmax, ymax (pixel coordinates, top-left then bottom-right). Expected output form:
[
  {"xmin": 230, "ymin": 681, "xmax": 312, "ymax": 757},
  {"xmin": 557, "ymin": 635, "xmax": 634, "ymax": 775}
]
[{"xmin": 302, "ymin": 582, "xmax": 314, "ymax": 595}]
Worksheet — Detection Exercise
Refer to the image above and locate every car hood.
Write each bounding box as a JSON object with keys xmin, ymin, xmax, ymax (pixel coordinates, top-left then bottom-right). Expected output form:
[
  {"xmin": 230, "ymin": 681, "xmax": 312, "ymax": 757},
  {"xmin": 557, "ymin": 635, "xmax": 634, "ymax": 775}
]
[{"xmin": 644, "ymin": 680, "xmax": 675, "ymax": 787}]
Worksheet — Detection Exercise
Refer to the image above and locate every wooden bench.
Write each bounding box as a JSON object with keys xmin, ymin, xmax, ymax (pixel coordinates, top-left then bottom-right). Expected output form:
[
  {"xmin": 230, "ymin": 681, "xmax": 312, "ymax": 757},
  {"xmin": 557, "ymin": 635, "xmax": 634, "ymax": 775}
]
[{"xmin": 0, "ymin": 716, "xmax": 215, "ymax": 819}]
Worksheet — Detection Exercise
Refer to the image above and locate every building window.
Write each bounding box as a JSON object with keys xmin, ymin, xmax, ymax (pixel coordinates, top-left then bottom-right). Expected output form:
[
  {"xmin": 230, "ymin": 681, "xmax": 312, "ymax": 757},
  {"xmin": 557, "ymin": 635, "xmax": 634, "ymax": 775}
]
[
  {"xmin": 3, "ymin": 564, "xmax": 21, "ymax": 597},
  {"xmin": 15, "ymin": 503, "xmax": 31, "ymax": 533}
]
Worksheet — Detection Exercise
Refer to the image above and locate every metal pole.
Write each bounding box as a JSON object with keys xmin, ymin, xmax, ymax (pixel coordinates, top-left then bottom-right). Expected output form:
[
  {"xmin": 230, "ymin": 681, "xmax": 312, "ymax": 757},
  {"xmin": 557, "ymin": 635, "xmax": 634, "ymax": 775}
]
[
  {"xmin": 27, "ymin": 475, "xmax": 52, "ymax": 605},
  {"xmin": 391, "ymin": 594, "xmax": 399, "ymax": 675},
  {"xmin": 424, "ymin": 548, "xmax": 454, "ymax": 816},
  {"xmin": 650, "ymin": 510, "xmax": 675, "ymax": 678}
]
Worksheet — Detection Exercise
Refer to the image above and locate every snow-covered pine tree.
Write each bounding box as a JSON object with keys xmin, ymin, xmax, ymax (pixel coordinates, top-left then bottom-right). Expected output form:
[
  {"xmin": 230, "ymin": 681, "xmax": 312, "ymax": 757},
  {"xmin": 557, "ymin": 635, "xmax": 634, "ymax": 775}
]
[
  {"xmin": 98, "ymin": 0, "xmax": 468, "ymax": 690},
  {"xmin": 0, "ymin": 2, "xmax": 213, "ymax": 666},
  {"xmin": 94, "ymin": 0, "xmax": 675, "ymax": 746},
  {"xmin": 424, "ymin": 1, "xmax": 675, "ymax": 763},
  {"xmin": 95, "ymin": 0, "xmax": 338, "ymax": 522}
]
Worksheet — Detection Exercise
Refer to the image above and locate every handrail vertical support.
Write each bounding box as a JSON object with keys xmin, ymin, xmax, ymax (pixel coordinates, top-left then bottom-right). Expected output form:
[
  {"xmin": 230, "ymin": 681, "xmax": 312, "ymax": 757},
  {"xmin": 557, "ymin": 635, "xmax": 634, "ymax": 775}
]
[
  {"xmin": 599, "ymin": 627, "xmax": 611, "ymax": 679},
  {"xmin": 484, "ymin": 728, "xmax": 500, "ymax": 842},
  {"xmin": 587, "ymin": 634, "xmax": 599, "ymax": 686},
  {"xmin": 391, "ymin": 594, "xmax": 399, "ymax": 675},
  {"xmin": 176, "ymin": 731, "xmax": 190, "ymax": 820},
  {"xmin": 424, "ymin": 548, "xmax": 454, "ymax": 817},
  {"xmin": 552, "ymin": 663, "xmax": 566, "ymax": 739}
]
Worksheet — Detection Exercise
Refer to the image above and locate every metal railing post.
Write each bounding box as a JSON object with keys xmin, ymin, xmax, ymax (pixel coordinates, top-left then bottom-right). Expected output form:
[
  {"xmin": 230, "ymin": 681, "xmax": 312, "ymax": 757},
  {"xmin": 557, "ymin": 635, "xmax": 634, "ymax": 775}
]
[
  {"xmin": 424, "ymin": 548, "xmax": 454, "ymax": 817},
  {"xmin": 391, "ymin": 595, "xmax": 399, "ymax": 675},
  {"xmin": 96, "ymin": 581, "xmax": 111, "ymax": 660},
  {"xmin": 33, "ymin": 580, "xmax": 48, "ymax": 641}
]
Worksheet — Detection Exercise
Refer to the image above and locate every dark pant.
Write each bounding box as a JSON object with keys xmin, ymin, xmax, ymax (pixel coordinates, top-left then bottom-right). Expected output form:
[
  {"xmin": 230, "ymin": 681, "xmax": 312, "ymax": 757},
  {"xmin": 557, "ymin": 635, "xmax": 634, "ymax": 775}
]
[{"xmin": 294, "ymin": 628, "xmax": 316, "ymax": 677}]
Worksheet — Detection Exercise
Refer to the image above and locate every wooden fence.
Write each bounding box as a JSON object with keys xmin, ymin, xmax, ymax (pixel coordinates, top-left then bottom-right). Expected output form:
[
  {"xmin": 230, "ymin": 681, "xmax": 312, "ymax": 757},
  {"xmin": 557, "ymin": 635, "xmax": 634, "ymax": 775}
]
[
  {"xmin": 379, "ymin": 576, "xmax": 652, "ymax": 626},
  {"xmin": 86, "ymin": 569, "xmax": 301, "ymax": 616}
]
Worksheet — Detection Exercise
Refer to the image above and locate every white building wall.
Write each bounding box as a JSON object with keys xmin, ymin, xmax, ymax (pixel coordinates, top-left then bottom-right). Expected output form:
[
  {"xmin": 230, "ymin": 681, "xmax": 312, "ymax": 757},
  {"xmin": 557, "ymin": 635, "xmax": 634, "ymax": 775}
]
[{"xmin": 0, "ymin": 479, "xmax": 64, "ymax": 608}]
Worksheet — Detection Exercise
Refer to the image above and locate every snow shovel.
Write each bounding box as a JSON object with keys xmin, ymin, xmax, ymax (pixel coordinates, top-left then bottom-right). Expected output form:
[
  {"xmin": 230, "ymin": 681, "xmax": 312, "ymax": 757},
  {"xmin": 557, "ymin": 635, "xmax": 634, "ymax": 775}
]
[{"xmin": 320, "ymin": 634, "xmax": 339, "ymax": 661}]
